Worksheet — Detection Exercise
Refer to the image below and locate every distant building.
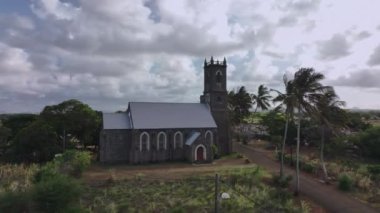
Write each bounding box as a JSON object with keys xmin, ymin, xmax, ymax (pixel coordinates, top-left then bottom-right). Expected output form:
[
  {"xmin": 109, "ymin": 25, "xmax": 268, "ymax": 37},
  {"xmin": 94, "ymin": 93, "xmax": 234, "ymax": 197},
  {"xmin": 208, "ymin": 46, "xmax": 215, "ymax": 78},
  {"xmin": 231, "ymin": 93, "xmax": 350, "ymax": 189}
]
[{"xmin": 99, "ymin": 57, "xmax": 231, "ymax": 163}]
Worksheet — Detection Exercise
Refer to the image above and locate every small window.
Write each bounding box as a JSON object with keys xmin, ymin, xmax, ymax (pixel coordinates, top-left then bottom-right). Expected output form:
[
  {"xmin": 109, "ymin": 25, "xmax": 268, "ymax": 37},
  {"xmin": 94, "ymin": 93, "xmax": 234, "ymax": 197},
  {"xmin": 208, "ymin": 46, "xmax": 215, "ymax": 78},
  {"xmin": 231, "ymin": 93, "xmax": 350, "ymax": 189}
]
[
  {"xmin": 216, "ymin": 71, "xmax": 222, "ymax": 83},
  {"xmin": 216, "ymin": 96, "xmax": 222, "ymax": 103},
  {"xmin": 205, "ymin": 130, "xmax": 213, "ymax": 145},
  {"xmin": 140, "ymin": 132, "xmax": 150, "ymax": 151},
  {"xmin": 157, "ymin": 132, "xmax": 167, "ymax": 151},
  {"xmin": 174, "ymin": 131, "xmax": 183, "ymax": 149}
]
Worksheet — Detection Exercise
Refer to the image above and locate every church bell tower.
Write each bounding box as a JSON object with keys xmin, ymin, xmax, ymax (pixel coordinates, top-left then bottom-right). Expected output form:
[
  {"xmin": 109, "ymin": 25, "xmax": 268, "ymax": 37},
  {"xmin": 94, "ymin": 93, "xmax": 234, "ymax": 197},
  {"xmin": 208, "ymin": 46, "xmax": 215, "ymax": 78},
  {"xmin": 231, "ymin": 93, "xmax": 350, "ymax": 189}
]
[{"xmin": 200, "ymin": 57, "xmax": 231, "ymax": 154}]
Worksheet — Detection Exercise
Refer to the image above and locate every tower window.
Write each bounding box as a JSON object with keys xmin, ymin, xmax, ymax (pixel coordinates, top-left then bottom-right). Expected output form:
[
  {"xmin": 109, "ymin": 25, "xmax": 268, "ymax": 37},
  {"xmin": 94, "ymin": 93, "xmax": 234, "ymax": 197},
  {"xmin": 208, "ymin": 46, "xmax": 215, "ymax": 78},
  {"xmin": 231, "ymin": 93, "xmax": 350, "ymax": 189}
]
[
  {"xmin": 216, "ymin": 71, "xmax": 222, "ymax": 83},
  {"xmin": 216, "ymin": 96, "xmax": 222, "ymax": 103}
]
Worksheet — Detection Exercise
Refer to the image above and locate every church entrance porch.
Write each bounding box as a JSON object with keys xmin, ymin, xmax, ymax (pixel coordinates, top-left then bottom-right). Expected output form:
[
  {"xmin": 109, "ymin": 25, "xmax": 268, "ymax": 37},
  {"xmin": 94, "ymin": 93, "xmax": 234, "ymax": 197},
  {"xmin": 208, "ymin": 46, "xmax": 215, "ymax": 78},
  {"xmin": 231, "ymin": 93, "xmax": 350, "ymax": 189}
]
[{"xmin": 194, "ymin": 144, "xmax": 206, "ymax": 161}]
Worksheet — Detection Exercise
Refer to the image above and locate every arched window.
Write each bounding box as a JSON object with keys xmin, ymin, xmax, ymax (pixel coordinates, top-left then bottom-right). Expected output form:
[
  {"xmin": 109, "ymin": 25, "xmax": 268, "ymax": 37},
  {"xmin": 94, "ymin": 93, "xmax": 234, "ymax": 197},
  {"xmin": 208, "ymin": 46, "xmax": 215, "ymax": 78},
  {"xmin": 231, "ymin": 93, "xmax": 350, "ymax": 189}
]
[
  {"xmin": 216, "ymin": 71, "xmax": 222, "ymax": 83},
  {"xmin": 157, "ymin": 132, "xmax": 167, "ymax": 151},
  {"xmin": 140, "ymin": 132, "xmax": 150, "ymax": 151},
  {"xmin": 205, "ymin": 130, "xmax": 213, "ymax": 145},
  {"xmin": 174, "ymin": 131, "xmax": 183, "ymax": 149}
]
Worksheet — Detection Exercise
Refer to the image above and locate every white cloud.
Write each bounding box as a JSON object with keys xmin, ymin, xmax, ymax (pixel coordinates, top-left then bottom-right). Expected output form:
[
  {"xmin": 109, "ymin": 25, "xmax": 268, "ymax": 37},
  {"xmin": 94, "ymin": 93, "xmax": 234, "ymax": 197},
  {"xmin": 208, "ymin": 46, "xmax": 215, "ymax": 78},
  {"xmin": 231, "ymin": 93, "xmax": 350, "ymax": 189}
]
[{"xmin": 0, "ymin": 0, "xmax": 380, "ymax": 112}]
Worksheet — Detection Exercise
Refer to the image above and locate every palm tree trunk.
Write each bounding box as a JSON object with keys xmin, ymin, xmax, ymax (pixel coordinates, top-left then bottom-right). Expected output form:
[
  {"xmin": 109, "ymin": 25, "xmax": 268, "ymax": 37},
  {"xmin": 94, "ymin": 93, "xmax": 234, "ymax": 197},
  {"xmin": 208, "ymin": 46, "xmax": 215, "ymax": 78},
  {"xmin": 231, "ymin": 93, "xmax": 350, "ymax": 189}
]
[
  {"xmin": 295, "ymin": 107, "xmax": 301, "ymax": 196},
  {"xmin": 320, "ymin": 125, "xmax": 329, "ymax": 182},
  {"xmin": 280, "ymin": 115, "xmax": 289, "ymax": 178}
]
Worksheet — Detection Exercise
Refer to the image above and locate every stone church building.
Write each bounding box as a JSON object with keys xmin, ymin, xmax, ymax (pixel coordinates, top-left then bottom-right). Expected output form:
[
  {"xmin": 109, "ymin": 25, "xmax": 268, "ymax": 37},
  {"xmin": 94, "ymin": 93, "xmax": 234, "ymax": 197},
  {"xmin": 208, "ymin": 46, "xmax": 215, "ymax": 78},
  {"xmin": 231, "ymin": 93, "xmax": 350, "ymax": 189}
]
[{"xmin": 99, "ymin": 57, "xmax": 231, "ymax": 163}]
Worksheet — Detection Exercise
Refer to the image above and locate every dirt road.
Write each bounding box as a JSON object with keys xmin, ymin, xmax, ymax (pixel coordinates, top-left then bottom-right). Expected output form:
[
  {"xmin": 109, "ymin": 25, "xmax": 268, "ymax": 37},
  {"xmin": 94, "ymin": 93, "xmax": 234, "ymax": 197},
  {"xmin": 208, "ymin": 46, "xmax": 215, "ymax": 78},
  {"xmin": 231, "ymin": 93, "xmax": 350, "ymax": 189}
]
[{"xmin": 234, "ymin": 143, "xmax": 378, "ymax": 213}]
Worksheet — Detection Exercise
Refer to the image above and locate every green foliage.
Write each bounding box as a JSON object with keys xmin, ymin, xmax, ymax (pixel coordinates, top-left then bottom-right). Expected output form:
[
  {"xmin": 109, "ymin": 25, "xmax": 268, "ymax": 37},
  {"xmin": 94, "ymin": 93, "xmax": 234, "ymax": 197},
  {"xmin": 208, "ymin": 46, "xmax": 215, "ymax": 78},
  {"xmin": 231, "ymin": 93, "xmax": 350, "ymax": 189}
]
[
  {"xmin": 0, "ymin": 190, "xmax": 31, "ymax": 213},
  {"xmin": 346, "ymin": 112, "xmax": 371, "ymax": 131},
  {"xmin": 0, "ymin": 121, "xmax": 11, "ymax": 147},
  {"xmin": 272, "ymin": 174, "xmax": 293, "ymax": 188},
  {"xmin": 35, "ymin": 150, "xmax": 92, "ymax": 181},
  {"xmin": 55, "ymin": 150, "xmax": 92, "ymax": 177},
  {"xmin": 252, "ymin": 84, "xmax": 272, "ymax": 113},
  {"xmin": 338, "ymin": 174, "xmax": 353, "ymax": 191},
  {"xmin": 352, "ymin": 126, "xmax": 380, "ymax": 160},
  {"xmin": 32, "ymin": 173, "xmax": 83, "ymax": 212},
  {"xmin": 7, "ymin": 119, "xmax": 60, "ymax": 163},
  {"xmin": 40, "ymin": 99, "xmax": 101, "ymax": 148},
  {"xmin": 261, "ymin": 111, "xmax": 297, "ymax": 144},
  {"xmin": 1, "ymin": 114, "xmax": 38, "ymax": 140},
  {"xmin": 211, "ymin": 144, "xmax": 219, "ymax": 159},
  {"xmin": 367, "ymin": 165, "xmax": 380, "ymax": 176},
  {"xmin": 83, "ymin": 167, "xmax": 302, "ymax": 212},
  {"xmin": 228, "ymin": 86, "xmax": 252, "ymax": 124}
]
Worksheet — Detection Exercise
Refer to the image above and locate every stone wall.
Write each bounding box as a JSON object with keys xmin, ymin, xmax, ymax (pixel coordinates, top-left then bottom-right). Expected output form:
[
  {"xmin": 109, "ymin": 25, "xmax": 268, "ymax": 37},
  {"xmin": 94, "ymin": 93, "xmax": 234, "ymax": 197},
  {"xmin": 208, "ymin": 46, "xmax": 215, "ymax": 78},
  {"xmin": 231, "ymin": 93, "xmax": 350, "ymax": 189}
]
[{"xmin": 99, "ymin": 129, "xmax": 131, "ymax": 163}]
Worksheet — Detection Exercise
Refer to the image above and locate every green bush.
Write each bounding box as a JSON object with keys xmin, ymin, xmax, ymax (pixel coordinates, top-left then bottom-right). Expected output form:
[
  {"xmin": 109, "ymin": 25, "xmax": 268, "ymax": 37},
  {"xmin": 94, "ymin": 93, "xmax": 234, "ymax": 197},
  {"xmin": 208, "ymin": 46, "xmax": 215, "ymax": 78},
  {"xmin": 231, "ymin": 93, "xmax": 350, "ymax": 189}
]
[
  {"xmin": 338, "ymin": 174, "xmax": 353, "ymax": 191},
  {"xmin": 0, "ymin": 191, "xmax": 31, "ymax": 213},
  {"xmin": 34, "ymin": 161, "xmax": 59, "ymax": 183},
  {"xmin": 367, "ymin": 165, "xmax": 380, "ymax": 176},
  {"xmin": 211, "ymin": 144, "xmax": 219, "ymax": 159},
  {"xmin": 302, "ymin": 162, "xmax": 316, "ymax": 174},
  {"xmin": 54, "ymin": 150, "xmax": 92, "ymax": 177},
  {"xmin": 32, "ymin": 173, "xmax": 83, "ymax": 212},
  {"xmin": 272, "ymin": 174, "xmax": 293, "ymax": 188}
]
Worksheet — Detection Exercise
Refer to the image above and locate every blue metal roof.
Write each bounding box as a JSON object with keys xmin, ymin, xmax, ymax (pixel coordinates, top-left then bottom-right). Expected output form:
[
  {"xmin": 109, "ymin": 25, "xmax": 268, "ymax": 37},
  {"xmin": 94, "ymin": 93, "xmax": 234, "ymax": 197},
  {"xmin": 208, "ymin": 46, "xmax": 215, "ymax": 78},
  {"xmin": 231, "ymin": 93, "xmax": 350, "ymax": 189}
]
[
  {"xmin": 128, "ymin": 102, "xmax": 217, "ymax": 129},
  {"xmin": 185, "ymin": 131, "xmax": 201, "ymax": 146},
  {"xmin": 102, "ymin": 113, "xmax": 131, "ymax": 130}
]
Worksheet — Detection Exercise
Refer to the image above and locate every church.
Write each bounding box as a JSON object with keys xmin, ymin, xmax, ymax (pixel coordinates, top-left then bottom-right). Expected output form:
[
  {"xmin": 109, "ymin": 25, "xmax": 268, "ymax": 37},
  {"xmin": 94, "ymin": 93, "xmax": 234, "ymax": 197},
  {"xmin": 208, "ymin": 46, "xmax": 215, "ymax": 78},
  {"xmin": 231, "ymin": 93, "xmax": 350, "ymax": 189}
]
[{"xmin": 99, "ymin": 57, "xmax": 231, "ymax": 163}]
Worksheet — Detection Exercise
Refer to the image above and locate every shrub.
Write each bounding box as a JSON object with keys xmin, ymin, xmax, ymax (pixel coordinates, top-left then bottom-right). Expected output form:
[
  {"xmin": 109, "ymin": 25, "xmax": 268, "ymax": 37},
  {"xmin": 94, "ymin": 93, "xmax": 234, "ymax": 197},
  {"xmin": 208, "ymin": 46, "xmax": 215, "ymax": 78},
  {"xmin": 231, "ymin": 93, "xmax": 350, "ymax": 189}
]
[
  {"xmin": 33, "ymin": 161, "xmax": 59, "ymax": 183},
  {"xmin": 211, "ymin": 144, "xmax": 219, "ymax": 159},
  {"xmin": 302, "ymin": 162, "xmax": 316, "ymax": 174},
  {"xmin": 54, "ymin": 150, "xmax": 92, "ymax": 177},
  {"xmin": 338, "ymin": 174, "xmax": 353, "ymax": 191},
  {"xmin": 272, "ymin": 174, "xmax": 293, "ymax": 188},
  {"xmin": 32, "ymin": 173, "xmax": 83, "ymax": 212},
  {"xmin": 367, "ymin": 165, "xmax": 380, "ymax": 176},
  {"xmin": 0, "ymin": 191, "xmax": 31, "ymax": 213}
]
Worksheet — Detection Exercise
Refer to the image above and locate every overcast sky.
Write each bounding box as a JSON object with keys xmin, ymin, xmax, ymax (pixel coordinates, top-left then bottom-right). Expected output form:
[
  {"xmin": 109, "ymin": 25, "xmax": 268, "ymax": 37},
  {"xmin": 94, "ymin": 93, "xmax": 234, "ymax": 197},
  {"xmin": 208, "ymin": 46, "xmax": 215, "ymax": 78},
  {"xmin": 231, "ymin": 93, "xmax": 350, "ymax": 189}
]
[{"xmin": 1, "ymin": 0, "xmax": 380, "ymax": 113}]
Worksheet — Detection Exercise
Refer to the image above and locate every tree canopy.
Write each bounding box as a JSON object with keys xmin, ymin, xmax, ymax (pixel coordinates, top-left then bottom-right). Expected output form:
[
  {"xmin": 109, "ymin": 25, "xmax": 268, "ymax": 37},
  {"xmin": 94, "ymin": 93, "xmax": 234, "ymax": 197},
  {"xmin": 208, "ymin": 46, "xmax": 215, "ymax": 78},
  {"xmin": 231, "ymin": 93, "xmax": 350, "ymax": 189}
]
[{"xmin": 40, "ymin": 99, "xmax": 101, "ymax": 148}]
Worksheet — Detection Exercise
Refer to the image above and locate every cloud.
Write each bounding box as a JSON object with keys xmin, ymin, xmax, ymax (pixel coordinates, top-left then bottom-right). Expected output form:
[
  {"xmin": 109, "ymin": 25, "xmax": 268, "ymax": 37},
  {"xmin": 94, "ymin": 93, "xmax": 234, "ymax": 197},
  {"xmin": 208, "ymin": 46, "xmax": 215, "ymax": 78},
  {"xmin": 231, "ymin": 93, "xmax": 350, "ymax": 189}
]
[
  {"xmin": 332, "ymin": 69, "xmax": 380, "ymax": 88},
  {"xmin": 355, "ymin": 31, "xmax": 371, "ymax": 41},
  {"xmin": 317, "ymin": 34, "xmax": 351, "ymax": 60},
  {"xmin": 368, "ymin": 45, "xmax": 380, "ymax": 66}
]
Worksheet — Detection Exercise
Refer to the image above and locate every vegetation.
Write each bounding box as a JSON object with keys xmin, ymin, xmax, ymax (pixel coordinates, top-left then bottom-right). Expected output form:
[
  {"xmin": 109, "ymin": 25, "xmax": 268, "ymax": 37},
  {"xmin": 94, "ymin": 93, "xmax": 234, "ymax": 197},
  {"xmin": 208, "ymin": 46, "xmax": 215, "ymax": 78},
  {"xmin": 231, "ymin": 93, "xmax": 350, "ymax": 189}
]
[
  {"xmin": 228, "ymin": 86, "xmax": 252, "ymax": 124},
  {"xmin": 251, "ymin": 84, "xmax": 272, "ymax": 113},
  {"xmin": 0, "ymin": 150, "xmax": 90, "ymax": 212},
  {"xmin": 338, "ymin": 174, "xmax": 353, "ymax": 191},
  {"xmin": 0, "ymin": 99, "xmax": 100, "ymax": 164},
  {"xmin": 83, "ymin": 167, "xmax": 308, "ymax": 212}
]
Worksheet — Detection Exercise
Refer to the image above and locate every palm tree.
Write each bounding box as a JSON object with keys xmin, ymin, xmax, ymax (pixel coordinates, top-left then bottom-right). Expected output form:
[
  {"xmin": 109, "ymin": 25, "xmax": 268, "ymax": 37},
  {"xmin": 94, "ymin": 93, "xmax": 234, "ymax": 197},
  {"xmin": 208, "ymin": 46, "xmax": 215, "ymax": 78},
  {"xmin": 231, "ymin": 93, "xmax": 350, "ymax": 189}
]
[
  {"xmin": 272, "ymin": 75, "xmax": 297, "ymax": 178},
  {"xmin": 228, "ymin": 86, "xmax": 252, "ymax": 124},
  {"xmin": 252, "ymin": 84, "xmax": 271, "ymax": 113},
  {"xmin": 292, "ymin": 68, "xmax": 330, "ymax": 195},
  {"xmin": 311, "ymin": 88, "xmax": 346, "ymax": 182}
]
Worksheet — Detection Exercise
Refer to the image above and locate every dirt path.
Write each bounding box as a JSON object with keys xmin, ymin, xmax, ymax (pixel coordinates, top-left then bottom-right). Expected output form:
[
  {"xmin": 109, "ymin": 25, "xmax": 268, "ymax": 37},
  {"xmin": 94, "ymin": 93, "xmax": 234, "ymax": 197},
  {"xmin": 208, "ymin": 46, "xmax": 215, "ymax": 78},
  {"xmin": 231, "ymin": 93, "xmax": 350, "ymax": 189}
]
[{"xmin": 234, "ymin": 143, "xmax": 378, "ymax": 213}]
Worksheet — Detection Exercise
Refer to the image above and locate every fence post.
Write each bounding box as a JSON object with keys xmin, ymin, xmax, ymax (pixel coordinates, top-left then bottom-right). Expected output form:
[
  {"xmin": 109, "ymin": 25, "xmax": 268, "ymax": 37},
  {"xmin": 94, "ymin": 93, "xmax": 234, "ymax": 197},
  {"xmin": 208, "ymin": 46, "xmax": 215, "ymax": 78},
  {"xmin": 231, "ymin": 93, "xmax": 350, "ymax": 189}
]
[{"xmin": 215, "ymin": 173, "xmax": 220, "ymax": 213}]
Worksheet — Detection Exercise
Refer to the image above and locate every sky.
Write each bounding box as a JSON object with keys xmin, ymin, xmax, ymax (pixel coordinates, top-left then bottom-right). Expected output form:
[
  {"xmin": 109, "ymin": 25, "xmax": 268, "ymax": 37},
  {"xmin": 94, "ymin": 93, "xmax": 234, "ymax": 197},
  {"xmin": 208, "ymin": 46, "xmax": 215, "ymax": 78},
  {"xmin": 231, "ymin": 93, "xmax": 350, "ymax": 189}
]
[{"xmin": 1, "ymin": 0, "xmax": 380, "ymax": 113}]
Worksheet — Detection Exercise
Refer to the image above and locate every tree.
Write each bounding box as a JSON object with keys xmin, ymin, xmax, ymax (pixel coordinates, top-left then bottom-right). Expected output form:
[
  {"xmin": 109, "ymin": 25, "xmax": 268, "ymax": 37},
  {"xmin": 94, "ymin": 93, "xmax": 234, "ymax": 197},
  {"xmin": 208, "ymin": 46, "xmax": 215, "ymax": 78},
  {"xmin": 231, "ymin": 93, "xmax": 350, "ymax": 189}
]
[
  {"xmin": 312, "ymin": 88, "xmax": 346, "ymax": 182},
  {"xmin": 272, "ymin": 75, "xmax": 297, "ymax": 178},
  {"xmin": 0, "ymin": 121, "xmax": 11, "ymax": 153},
  {"xmin": 228, "ymin": 86, "xmax": 252, "ymax": 124},
  {"xmin": 251, "ymin": 84, "xmax": 271, "ymax": 113},
  {"xmin": 292, "ymin": 68, "xmax": 330, "ymax": 195},
  {"xmin": 2, "ymin": 114, "xmax": 38, "ymax": 140},
  {"xmin": 40, "ymin": 99, "xmax": 101, "ymax": 149},
  {"xmin": 8, "ymin": 120, "xmax": 60, "ymax": 163}
]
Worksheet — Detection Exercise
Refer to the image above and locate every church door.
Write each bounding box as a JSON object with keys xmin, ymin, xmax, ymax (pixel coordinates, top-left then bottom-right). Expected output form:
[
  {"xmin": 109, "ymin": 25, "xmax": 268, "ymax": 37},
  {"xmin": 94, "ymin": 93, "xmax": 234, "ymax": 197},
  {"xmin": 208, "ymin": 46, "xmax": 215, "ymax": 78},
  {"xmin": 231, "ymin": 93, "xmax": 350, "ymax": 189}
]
[{"xmin": 197, "ymin": 146, "xmax": 204, "ymax": 161}]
